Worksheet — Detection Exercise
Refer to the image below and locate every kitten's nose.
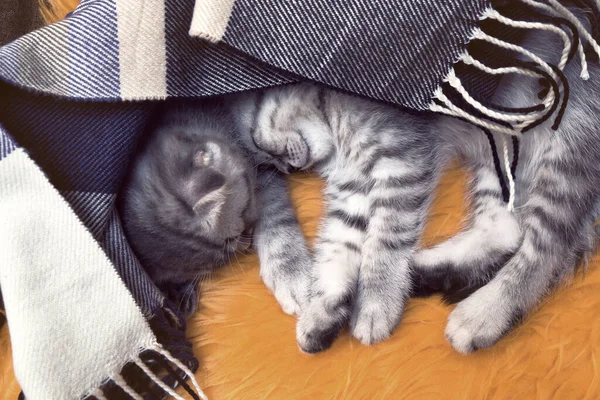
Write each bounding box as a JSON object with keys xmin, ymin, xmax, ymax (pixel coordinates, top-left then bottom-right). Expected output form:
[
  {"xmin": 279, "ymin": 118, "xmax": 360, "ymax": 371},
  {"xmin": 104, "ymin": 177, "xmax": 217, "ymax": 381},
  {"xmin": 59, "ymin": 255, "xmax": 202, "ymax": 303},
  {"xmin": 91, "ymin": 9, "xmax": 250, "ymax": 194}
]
[
  {"xmin": 243, "ymin": 226, "xmax": 255, "ymax": 238},
  {"xmin": 274, "ymin": 160, "xmax": 290, "ymax": 174}
]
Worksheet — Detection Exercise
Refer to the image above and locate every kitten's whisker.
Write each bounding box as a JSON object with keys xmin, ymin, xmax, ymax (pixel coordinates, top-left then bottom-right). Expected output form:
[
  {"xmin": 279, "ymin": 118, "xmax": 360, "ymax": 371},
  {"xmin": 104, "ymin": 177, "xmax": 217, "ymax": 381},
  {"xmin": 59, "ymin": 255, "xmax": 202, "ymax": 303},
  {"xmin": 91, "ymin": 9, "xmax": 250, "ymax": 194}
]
[
  {"xmin": 252, "ymin": 160, "xmax": 270, "ymax": 168},
  {"xmin": 262, "ymin": 169, "xmax": 280, "ymax": 188},
  {"xmin": 183, "ymin": 275, "xmax": 201, "ymax": 308},
  {"xmin": 232, "ymin": 251, "xmax": 245, "ymax": 274}
]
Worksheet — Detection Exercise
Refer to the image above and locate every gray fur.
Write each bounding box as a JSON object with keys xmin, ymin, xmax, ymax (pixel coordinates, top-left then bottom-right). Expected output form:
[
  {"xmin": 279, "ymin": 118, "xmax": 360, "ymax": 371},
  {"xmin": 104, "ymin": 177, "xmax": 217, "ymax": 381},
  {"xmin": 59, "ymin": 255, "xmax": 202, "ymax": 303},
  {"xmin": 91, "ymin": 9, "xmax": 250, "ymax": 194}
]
[
  {"xmin": 123, "ymin": 19, "xmax": 600, "ymax": 354},
  {"xmin": 121, "ymin": 101, "xmax": 258, "ymax": 288},
  {"xmin": 230, "ymin": 85, "xmax": 448, "ymax": 352},
  {"xmin": 231, "ymin": 25, "xmax": 600, "ymax": 353},
  {"xmin": 417, "ymin": 30, "xmax": 600, "ymax": 354},
  {"xmin": 254, "ymin": 170, "xmax": 312, "ymax": 315},
  {"xmin": 120, "ymin": 100, "xmax": 311, "ymax": 316}
]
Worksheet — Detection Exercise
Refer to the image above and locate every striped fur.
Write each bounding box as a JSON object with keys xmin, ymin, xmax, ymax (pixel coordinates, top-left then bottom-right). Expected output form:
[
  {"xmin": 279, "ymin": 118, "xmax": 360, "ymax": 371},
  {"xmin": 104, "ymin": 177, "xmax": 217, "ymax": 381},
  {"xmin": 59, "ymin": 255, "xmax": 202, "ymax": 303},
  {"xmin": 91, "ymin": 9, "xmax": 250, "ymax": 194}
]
[
  {"xmin": 419, "ymin": 29, "xmax": 600, "ymax": 354},
  {"xmin": 230, "ymin": 85, "xmax": 452, "ymax": 352},
  {"xmin": 231, "ymin": 35, "xmax": 600, "ymax": 353}
]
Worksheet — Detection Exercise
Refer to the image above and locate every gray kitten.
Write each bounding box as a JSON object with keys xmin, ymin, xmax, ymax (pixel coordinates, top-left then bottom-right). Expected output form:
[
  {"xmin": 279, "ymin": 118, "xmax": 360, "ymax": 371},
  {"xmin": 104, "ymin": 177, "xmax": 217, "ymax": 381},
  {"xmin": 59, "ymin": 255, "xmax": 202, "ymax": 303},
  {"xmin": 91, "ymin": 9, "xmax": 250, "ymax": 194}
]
[
  {"xmin": 121, "ymin": 100, "xmax": 311, "ymax": 314},
  {"xmin": 232, "ymin": 22, "xmax": 600, "ymax": 353}
]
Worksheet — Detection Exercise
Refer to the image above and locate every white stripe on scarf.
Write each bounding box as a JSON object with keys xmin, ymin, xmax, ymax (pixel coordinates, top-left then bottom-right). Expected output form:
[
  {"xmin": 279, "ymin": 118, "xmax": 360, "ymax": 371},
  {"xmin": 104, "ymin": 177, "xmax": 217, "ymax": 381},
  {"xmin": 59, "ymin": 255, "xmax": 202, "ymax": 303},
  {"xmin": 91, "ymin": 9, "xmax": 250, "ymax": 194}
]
[{"xmin": 0, "ymin": 148, "xmax": 157, "ymax": 399}]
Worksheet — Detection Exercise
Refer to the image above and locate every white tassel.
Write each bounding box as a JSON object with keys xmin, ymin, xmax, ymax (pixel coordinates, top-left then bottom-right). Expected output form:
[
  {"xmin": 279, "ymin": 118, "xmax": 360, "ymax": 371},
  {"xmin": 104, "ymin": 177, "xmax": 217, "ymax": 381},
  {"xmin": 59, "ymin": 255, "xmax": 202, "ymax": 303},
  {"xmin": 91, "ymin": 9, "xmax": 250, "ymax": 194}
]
[
  {"xmin": 460, "ymin": 53, "xmax": 556, "ymax": 117},
  {"xmin": 545, "ymin": 0, "xmax": 600, "ymax": 60},
  {"xmin": 519, "ymin": 0, "xmax": 596, "ymax": 80},
  {"xmin": 471, "ymin": 28, "xmax": 564, "ymax": 131},
  {"xmin": 430, "ymin": 88, "xmax": 522, "ymax": 137},
  {"xmin": 112, "ymin": 374, "xmax": 144, "ymax": 400},
  {"xmin": 155, "ymin": 345, "xmax": 209, "ymax": 400},
  {"xmin": 90, "ymin": 389, "xmax": 108, "ymax": 400},
  {"xmin": 445, "ymin": 68, "xmax": 543, "ymax": 123},
  {"xmin": 134, "ymin": 358, "xmax": 187, "ymax": 400},
  {"xmin": 461, "ymin": 53, "xmax": 543, "ymax": 78},
  {"xmin": 472, "ymin": 28, "xmax": 561, "ymax": 83},
  {"xmin": 432, "ymin": 1, "xmax": 600, "ymax": 211},
  {"xmin": 483, "ymin": 8, "xmax": 572, "ymax": 70}
]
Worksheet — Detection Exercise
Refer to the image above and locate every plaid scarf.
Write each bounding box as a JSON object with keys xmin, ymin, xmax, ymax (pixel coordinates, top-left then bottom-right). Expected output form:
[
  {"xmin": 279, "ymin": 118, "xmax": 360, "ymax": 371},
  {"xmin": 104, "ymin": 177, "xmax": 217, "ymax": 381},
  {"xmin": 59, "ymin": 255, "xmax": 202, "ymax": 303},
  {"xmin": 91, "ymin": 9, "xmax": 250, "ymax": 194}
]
[{"xmin": 0, "ymin": 0, "xmax": 597, "ymax": 398}]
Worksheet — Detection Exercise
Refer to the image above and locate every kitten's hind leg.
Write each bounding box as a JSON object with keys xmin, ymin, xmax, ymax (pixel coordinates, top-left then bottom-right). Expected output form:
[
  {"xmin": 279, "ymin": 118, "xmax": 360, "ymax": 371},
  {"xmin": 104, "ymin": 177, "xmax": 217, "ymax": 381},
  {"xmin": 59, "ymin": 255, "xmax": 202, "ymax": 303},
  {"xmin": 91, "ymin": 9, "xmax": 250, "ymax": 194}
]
[
  {"xmin": 296, "ymin": 178, "xmax": 369, "ymax": 353},
  {"xmin": 446, "ymin": 146, "xmax": 600, "ymax": 353},
  {"xmin": 413, "ymin": 164, "xmax": 521, "ymax": 302},
  {"xmin": 255, "ymin": 170, "xmax": 312, "ymax": 316}
]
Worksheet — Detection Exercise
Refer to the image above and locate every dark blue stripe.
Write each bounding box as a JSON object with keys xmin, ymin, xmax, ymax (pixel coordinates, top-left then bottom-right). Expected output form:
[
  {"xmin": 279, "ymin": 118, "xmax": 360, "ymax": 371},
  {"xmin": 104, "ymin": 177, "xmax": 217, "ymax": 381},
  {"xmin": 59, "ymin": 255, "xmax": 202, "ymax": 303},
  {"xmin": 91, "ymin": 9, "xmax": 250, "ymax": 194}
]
[
  {"xmin": 0, "ymin": 125, "xmax": 18, "ymax": 161},
  {"xmin": 0, "ymin": 82, "xmax": 154, "ymax": 193},
  {"xmin": 66, "ymin": 0, "xmax": 121, "ymax": 98},
  {"xmin": 163, "ymin": 0, "xmax": 297, "ymax": 98},
  {"xmin": 222, "ymin": 0, "xmax": 489, "ymax": 110}
]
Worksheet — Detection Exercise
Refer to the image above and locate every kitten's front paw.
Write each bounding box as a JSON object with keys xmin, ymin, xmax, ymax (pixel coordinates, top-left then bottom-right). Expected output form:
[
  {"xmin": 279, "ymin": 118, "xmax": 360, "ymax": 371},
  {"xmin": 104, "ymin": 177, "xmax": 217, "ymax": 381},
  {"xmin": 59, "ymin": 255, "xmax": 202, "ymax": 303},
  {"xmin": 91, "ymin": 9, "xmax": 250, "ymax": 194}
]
[
  {"xmin": 296, "ymin": 295, "xmax": 351, "ymax": 354},
  {"xmin": 255, "ymin": 129, "xmax": 310, "ymax": 171},
  {"xmin": 350, "ymin": 295, "xmax": 405, "ymax": 345},
  {"xmin": 159, "ymin": 281, "xmax": 199, "ymax": 318},
  {"xmin": 445, "ymin": 280, "xmax": 523, "ymax": 354},
  {"xmin": 273, "ymin": 275, "xmax": 309, "ymax": 316},
  {"xmin": 261, "ymin": 268, "xmax": 310, "ymax": 316}
]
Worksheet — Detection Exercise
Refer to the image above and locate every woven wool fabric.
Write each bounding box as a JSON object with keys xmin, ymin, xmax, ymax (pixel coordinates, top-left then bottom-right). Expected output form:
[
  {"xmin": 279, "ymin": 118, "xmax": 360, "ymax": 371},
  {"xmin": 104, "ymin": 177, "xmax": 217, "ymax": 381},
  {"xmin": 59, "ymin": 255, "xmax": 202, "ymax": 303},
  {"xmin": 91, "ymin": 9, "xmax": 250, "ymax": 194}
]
[
  {"xmin": 191, "ymin": 0, "xmax": 600, "ymax": 136},
  {"xmin": 1, "ymin": 0, "xmax": 599, "ymax": 398},
  {"xmin": 0, "ymin": 0, "xmax": 43, "ymax": 47},
  {"xmin": 190, "ymin": 0, "xmax": 488, "ymax": 110}
]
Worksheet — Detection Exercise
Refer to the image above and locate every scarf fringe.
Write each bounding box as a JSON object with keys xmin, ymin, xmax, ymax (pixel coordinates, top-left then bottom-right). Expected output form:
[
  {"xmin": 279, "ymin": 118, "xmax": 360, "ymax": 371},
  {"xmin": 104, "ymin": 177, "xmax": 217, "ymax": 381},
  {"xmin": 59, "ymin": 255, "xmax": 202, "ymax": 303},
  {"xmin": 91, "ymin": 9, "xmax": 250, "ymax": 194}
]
[
  {"xmin": 80, "ymin": 303, "xmax": 208, "ymax": 400},
  {"xmin": 430, "ymin": 0, "xmax": 600, "ymax": 212}
]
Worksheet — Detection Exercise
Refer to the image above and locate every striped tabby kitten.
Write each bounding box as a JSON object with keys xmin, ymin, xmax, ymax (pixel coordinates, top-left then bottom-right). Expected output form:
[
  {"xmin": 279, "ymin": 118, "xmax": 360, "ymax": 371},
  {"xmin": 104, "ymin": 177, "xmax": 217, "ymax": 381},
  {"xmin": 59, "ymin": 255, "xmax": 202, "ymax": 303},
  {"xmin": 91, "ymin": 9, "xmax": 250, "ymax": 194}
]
[
  {"xmin": 230, "ymin": 27, "xmax": 600, "ymax": 353},
  {"xmin": 228, "ymin": 85, "xmax": 473, "ymax": 353},
  {"xmin": 413, "ymin": 29, "xmax": 600, "ymax": 353}
]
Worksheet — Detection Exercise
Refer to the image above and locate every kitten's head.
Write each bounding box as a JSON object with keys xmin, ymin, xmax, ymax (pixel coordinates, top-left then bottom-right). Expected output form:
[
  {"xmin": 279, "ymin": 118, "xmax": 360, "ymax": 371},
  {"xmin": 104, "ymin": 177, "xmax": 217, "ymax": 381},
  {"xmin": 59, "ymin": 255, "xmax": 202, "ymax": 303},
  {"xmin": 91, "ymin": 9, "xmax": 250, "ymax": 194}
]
[
  {"xmin": 122, "ymin": 109, "xmax": 258, "ymax": 284},
  {"xmin": 225, "ymin": 84, "xmax": 325, "ymax": 172}
]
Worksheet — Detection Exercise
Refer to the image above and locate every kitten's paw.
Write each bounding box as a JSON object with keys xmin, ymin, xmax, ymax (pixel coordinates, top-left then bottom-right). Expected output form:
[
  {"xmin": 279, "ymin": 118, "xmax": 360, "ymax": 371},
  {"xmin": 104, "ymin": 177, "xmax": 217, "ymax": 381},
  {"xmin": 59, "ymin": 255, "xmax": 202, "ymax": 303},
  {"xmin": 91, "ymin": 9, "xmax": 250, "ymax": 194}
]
[
  {"xmin": 261, "ymin": 269, "xmax": 310, "ymax": 316},
  {"xmin": 159, "ymin": 281, "xmax": 199, "ymax": 318},
  {"xmin": 350, "ymin": 296, "xmax": 404, "ymax": 345},
  {"xmin": 445, "ymin": 280, "xmax": 523, "ymax": 354},
  {"xmin": 296, "ymin": 295, "xmax": 351, "ymax": 354},
  {"xmin": 255, "ymin": 129, "xmax": 309, "ymax": 170},
  {"xmin": 273, "ymin": 277, "xmax": 309, "ymax": 316}
]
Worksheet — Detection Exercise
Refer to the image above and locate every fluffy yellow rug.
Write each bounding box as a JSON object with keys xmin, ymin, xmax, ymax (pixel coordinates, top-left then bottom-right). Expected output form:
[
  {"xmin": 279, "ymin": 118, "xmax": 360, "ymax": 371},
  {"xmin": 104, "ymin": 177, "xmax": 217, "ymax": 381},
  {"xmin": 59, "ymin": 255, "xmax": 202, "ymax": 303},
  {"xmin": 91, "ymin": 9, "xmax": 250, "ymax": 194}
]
[
  {"xmin": 2, "ymin": 166, "xmax": 600, "ymax": 399},
  {"xmin": 2, "ymin": 2, "xmax": 600, "ymax": 398}
]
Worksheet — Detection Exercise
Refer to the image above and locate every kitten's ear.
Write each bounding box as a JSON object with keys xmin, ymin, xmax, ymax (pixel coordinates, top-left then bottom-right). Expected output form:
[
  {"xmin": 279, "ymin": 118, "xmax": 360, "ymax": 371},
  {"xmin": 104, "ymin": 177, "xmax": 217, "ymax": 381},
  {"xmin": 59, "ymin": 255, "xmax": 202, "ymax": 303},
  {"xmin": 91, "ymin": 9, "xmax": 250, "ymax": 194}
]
[
  {"xmin": 193, "ymin": 184, "xmax": 227, "ymax": 216},
  {"xmin": 189, "ymin": 170, "xmax": 228, "ymax": 228}
]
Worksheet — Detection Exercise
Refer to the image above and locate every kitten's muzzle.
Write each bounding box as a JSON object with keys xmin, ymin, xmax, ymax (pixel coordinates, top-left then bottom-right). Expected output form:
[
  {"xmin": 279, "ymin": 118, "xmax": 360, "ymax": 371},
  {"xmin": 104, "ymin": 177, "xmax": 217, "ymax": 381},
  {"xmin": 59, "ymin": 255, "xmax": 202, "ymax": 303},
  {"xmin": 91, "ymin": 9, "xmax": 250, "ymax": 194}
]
[
  {"xmin": 273, "ymin": 160, "xmax": 290, "ymax": 174},
  {"xmin": 225, "ymin": 226, "xmax": 254, "ymax": 252},
  {"xmin": 240, "ymin": 226, "xmax": 255, "ymax": 249}
]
